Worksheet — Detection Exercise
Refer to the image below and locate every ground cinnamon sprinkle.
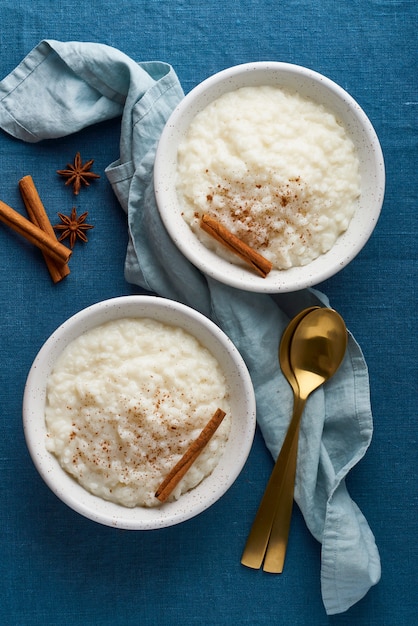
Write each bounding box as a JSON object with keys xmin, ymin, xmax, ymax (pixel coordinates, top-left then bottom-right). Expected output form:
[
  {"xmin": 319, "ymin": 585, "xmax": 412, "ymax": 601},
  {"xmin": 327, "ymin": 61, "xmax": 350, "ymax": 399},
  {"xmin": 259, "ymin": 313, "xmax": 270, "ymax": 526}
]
[{"xmin": 204, "ymin": 174, "xmax": 306, "ymax": 251}]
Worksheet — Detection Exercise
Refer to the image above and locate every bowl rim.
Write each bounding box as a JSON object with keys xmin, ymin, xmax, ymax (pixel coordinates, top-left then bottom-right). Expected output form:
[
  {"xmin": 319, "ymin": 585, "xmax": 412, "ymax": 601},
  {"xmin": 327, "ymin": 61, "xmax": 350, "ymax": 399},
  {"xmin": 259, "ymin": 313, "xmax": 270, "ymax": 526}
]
[
  {"xmin": 154, "ymin": 61, "xmax": 385, "ymax": 293},
  {"xmin": 22, "ymin": 295, "xmax": 256, "ymax": 530}
]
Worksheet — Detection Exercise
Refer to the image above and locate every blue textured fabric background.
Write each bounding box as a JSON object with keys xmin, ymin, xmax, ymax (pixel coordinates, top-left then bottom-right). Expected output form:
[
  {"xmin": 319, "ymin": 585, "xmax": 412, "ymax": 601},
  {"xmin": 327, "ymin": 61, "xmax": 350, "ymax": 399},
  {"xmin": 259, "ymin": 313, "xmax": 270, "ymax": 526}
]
[{"xmin": 0, "ymin": 2, "xmax": 416, "ymax": 625}]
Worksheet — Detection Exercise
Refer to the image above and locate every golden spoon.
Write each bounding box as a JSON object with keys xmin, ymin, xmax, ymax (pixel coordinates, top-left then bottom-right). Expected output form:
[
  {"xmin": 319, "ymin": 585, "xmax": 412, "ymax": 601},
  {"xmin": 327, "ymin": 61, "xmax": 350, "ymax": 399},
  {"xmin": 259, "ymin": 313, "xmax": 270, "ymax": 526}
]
[
  {"xmin": 241, "ymin": 307, "xmax": 347, "ymax": 571},
  {"xmin": 262, "ymin": 306, "xmax": 319, "ymax": 571},
  {"xmin": 240, "ymin": 306, "xmax": 319, "ymax": 569},
  {"xmin": 263, "ymin": 307, "xmax": 347, "ymax": 571}
]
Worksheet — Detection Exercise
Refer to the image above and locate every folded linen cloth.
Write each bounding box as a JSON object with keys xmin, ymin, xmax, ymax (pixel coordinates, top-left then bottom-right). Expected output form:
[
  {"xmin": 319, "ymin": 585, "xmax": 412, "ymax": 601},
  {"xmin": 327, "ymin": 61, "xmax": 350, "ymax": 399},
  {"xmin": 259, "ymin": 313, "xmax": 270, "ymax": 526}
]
[{"xmin": 0, "ymin": 40, "xmax": 380, "ymax": 615}]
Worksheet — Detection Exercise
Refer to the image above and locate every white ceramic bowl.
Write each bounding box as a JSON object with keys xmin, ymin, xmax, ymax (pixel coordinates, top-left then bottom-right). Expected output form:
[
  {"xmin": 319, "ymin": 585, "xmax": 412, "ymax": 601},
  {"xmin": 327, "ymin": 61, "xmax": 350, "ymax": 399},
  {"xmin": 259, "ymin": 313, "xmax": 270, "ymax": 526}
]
[
  {"xmin": 23, "ymin": 296, "xmax": 256, "ymax": 530},
  {"xmin": 154, "ymin": 62, "xmax": 385, "ymax": 293}
]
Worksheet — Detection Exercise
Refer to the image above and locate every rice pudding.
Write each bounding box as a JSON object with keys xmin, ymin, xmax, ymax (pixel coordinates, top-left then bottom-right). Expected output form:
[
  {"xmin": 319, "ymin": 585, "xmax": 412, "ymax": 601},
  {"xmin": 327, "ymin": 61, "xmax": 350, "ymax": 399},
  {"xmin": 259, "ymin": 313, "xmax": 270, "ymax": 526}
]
[
  {"xmin": 176, "ymin": 85, "xmax": 361, "ymax": 270},
  {"xmin": 45, "ymin": 318, "xmax": 231, "ymax": 508}
]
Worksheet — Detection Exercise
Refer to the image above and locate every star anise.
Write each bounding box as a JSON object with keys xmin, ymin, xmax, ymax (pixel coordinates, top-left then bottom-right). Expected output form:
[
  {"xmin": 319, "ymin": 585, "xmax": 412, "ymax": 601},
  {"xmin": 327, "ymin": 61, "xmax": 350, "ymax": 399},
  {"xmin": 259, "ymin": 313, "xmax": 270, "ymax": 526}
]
[
  {"xmin": 57, "ymin": 152, "xmax": 100, "ymax": 195},
  {"xmin": 53, "ymin": 207, "xmax": 94, "ymax": 249}
]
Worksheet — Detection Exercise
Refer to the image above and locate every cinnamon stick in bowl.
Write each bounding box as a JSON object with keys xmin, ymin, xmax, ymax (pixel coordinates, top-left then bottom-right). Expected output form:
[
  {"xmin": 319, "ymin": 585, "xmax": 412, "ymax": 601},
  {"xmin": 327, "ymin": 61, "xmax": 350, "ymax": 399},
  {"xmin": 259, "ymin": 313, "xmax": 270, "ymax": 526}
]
[
  {"xmin": 155, "ymin": 408, "xmax": 227, "ymax": 503},
  {"xmin": 200, "ymin": 214, "xmax": 272, "ymax": 278}
]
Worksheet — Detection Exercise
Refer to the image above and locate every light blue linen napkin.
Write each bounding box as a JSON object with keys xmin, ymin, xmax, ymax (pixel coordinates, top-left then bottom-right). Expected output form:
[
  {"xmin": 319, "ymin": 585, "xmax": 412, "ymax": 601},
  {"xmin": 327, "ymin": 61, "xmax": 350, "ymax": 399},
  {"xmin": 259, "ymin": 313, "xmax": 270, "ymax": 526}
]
[{"xmin": 0, "ymin": 40, "xmax": 380, "ymax": 615}]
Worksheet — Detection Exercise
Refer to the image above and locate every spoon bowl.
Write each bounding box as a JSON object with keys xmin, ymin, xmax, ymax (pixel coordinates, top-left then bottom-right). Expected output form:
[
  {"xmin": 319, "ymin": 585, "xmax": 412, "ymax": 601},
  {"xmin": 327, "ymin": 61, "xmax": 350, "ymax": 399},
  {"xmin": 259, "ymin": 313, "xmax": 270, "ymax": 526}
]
[
  {"xmin": 278, "ymin": 306, "xmax": 320, "ymax": 396},
  {"xmin": 290, "ymin": 308, "xmax": 348, "ymax": 400}
]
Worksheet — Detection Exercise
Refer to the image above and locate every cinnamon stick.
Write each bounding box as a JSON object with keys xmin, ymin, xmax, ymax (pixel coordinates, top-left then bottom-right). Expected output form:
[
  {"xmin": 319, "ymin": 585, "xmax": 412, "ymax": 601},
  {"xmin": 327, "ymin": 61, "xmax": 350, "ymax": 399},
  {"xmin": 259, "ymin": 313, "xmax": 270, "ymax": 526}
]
[
  {"xmin": 0, "ymin": 200, "xmax": 71, "ymax": 265},
  {"xmin": 200, "ymin": 214, "xmax": 272, "ymax": 278},
  {"xmin": 155, "ymin": 408, "xmax": 227, "ymax": 503},
  {"xmin": 19, "ymin": 175, "xmax": 70, "ymax": 283}
]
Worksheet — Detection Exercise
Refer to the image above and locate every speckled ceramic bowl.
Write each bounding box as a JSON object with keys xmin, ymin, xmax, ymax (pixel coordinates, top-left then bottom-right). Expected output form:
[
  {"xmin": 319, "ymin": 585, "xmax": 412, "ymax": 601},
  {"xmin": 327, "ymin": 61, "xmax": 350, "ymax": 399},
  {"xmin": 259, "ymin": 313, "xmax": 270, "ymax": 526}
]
[
  {"xmin": 154, "ymin": 62, "xmax": 385, "ymax": 293},
  {"xmin": 22, "ymin": 296, "xmax": 256, "ymax": 530}
]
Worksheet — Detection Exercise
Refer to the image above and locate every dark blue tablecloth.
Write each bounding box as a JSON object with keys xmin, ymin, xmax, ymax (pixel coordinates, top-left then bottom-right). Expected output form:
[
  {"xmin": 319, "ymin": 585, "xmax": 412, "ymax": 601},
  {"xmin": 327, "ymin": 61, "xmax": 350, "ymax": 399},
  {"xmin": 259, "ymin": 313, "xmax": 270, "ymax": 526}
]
[{"xmin": 0, "ymin": 2, "xmax": 416, "ymax": 625}]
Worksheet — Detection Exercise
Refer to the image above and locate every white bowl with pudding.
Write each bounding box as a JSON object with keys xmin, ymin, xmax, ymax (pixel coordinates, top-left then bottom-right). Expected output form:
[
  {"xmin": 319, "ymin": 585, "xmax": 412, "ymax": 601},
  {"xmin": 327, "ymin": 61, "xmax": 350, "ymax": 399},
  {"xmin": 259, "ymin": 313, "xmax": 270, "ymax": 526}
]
[
  {"xmin": 23, "ymin": 296, "xmax": 256, "ymax": 529},
  {"xmin": 154, "ymin": 62, "xmax": 385, "ymax": 293}
]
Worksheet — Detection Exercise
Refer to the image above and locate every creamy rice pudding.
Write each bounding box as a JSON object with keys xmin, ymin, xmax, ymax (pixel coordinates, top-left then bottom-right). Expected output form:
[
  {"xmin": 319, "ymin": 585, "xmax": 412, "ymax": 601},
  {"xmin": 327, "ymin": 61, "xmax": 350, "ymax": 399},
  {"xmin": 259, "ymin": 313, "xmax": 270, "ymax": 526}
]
[
  {"xmin": 176, "ymin": 85, "xmax": 361, "ymax": 270},
  {"xmin": 45, "ymin": 318, "xmax": 231, "ymax": 508}
]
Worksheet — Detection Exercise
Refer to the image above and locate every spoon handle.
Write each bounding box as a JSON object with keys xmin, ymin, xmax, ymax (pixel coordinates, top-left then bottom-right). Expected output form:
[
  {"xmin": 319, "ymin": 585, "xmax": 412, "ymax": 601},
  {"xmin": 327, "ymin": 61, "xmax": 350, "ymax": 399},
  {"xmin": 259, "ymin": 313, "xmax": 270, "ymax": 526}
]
[
  {"xmin": 262, "ymin": 421, "xmax": 300, "ymax": 573},
  {"xmin": 241, "ymin": 397, "xmax": 306, "ymax": 569}
]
